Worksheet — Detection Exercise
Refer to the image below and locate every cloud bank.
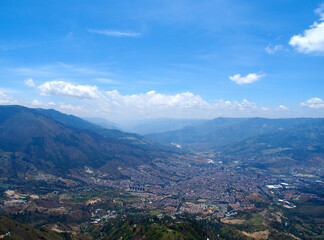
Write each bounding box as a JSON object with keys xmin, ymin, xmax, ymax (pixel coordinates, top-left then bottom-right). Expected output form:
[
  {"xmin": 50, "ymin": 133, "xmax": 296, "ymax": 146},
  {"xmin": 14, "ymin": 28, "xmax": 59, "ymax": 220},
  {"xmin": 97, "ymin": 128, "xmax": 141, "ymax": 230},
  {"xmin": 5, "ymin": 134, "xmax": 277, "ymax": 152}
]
[
  {"xmin": 15, "ymin": 80, "xmax": 324, "ymax": 119},
  {"xmin": 23, "ymin": 80, "xmax": 270, "ymax": 119},
  {"xmin": 104, "ymin": 90, "xmax": 208, "ymax": 109},
  {"xmin": 97, "ymin": 90, "xmax": 267, "ymax": 119}
]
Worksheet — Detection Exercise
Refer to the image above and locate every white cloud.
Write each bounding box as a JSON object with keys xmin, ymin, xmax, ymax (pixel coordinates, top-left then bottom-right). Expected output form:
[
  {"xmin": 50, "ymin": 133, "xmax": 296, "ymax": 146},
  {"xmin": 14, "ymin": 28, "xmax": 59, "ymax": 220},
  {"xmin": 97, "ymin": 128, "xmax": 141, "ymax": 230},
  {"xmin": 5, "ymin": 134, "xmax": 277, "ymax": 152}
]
[
  {"xmin": 95, "ymin": 90, "xmax": 268, "ymax": 119},
  {"xmin": 0, "ymin": 91, "xmax": 17, "ymax": 105},
  {"xmin": 31, "ymin": 99, "xmax": 42, "ymax": 105},
  {"xmin": 213, "ymin": 99, "xmax": 258, "ymax": 112},
  {"xmin": 229, "ymin": 73, "xmax": 265, "ymax": 85},
  {"xmin": 27, "ymin": 80, "xmax": 269, "ymax": 118},
  {"xmin": 21, "ymin": 80, "xmax": 324, "ymax": 120},
  {"xmin": 289, "ymin": 4, "xmax": 324, "ymax": 54},
  {"xmin": 301, "ymin": 97, "xmax": 324, "ymax": 109},
  {"xmin": 260, "ymin": 107, "xmax": 269, "ymax": 111},
  {"xmin": 37, "ymin": 81, "xmax": 100, "ymax": 99},
  {"xmin": 88, "ymin": 29, "xmax": 141, "ymax": 37},
  {"xmin": 104, "ymin": 90, "xmax": 209, "ymax": 109},
  {"xmin": 265, "ymin": 45, "xmax": 283, "ymax": 54},
  {"xmin": 278, "ymin": 105, "xmax": 288, "ymax": 110},
  {"xmin": 315, "ymin": 3, "xmax": 324, "ymax": 20},
  {"xmin": 24, "ymin": 78, "xmax": 36, "ymax": 87},
  {"xmin": 289, "ymin": 22, "xmax": 324, "ymax": 54}
]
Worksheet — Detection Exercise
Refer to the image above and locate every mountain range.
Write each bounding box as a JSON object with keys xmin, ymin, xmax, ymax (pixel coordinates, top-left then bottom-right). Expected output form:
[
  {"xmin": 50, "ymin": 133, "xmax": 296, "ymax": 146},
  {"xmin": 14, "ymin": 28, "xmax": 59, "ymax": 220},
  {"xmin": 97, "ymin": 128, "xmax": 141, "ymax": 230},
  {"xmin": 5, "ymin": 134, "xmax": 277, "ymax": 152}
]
[
  {"xmin": 0, "ymin": 105, "xmax": 169, "ymax": 179},
  {"xmin": 0, "ymin": 105, "xmax": 323, "ymax": 180},
  {"xmin": 146, "ymin": 117, "xmax": 324, "ymax": 166},
  {"xmin": 146, "ymin": 117, "xmax": 324, "ymax": 148},
  {"xmin": 85, "ymin": 117, "xmax": 208, "ymax": 135}
]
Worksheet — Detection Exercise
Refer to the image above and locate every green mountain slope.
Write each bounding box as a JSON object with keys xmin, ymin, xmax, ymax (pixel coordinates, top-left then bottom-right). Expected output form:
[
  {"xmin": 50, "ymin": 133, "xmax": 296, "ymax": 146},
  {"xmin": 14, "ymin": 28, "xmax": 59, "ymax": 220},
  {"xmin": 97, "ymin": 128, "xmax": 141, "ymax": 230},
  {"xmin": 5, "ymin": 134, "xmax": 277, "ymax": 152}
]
[
  {"xmin": 0, "ymin": 215, "xmax": 63, "ymax": 240},
  {"xmin": 0, "ymin": 105, "xmax": 164, "ymax": 177}
]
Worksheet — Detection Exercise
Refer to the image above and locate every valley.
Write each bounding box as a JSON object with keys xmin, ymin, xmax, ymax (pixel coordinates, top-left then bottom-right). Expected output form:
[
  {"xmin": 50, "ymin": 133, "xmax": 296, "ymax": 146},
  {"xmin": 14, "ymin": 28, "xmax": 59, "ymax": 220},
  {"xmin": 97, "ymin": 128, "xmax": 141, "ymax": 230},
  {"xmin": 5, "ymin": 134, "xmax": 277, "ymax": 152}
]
[{"xmin": 0, "ymin": 106, "xmax": 323, "ymax": 239}]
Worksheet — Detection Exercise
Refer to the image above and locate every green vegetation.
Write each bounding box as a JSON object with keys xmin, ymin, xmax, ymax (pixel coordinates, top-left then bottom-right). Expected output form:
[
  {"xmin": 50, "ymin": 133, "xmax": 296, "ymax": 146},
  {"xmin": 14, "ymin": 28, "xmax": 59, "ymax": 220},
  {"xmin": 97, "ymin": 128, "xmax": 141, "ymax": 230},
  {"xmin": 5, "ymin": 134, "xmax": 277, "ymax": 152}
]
[
  {"xmin": 0, "ymin": 215, "xmax": 63, "ymax": 240},
  {"xmin": 0, "ymin": 106, "xmax": 323, "ymax": 239},
  {"xmin": 0, "ymin": 105, "xmax": 166, "ymax": 177},
  {"xmin": 282, "ymin": 198, "xmax": 324, "ymax": 239},
  {"xmin": 84, "ymin": 216, "xmax": 251, "ymax": 240}
]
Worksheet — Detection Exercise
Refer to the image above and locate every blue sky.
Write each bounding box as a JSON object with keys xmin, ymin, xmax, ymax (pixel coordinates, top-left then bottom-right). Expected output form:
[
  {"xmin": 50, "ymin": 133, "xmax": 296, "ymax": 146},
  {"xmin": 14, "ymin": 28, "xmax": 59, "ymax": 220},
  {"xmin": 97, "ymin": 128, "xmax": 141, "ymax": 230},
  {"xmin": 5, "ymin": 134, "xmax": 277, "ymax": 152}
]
[{"xmin": 0, "ymin": 0, "xmax": 323, "ymax": 120}]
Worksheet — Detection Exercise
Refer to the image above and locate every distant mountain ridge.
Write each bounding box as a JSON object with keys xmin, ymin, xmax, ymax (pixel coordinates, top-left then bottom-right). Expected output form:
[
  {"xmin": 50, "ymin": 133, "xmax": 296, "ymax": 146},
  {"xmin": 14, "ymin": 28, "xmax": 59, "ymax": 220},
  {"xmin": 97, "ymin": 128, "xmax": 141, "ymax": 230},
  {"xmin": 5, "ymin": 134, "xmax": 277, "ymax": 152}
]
[
  {"xmin": 1, "ymin": 106, "xmax": 323, "ymax": 179},
  {"xmin": 84, "ymin": 117, "xmax": 122, "ymax": 130},
  {"xmin": 125, "ymin": 118, "xmax": 208, "ymax": 134},
  {"xmin": 222, "ymin": 119, "xmax": 324, "ymax": 162},
  {"xmin": 146, "ymin": 117, "xmax": 324, "ymax": 151},
  {"xmin": 85, "ymin": 117, "xmax": 209, "ymax": 135},
  {"xmin": 145, "ymin": 117, "xmax": 324, "ymax": 168}
]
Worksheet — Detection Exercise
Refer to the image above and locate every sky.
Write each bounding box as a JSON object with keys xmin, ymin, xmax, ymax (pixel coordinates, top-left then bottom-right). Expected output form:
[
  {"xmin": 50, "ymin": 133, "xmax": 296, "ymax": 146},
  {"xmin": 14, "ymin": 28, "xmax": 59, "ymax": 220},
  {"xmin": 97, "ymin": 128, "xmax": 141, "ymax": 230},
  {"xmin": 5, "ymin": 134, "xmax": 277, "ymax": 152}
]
[{"xmin": 0, "ymin": 0, "xmax": 324, "ymax": 121}]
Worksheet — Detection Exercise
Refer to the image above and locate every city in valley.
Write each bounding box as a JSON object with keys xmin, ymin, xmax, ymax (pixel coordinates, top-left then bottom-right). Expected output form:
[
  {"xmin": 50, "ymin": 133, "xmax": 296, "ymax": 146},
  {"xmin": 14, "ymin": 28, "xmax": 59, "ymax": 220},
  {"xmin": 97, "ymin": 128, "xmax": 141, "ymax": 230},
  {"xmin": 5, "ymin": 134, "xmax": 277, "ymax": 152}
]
[
  {"xmin": 1, "ymin": 142, "xmax": 323, "ymax": 239},
  {"xmin": 1, "ymin": 1, "xmax": 324, "ymax": 239}
]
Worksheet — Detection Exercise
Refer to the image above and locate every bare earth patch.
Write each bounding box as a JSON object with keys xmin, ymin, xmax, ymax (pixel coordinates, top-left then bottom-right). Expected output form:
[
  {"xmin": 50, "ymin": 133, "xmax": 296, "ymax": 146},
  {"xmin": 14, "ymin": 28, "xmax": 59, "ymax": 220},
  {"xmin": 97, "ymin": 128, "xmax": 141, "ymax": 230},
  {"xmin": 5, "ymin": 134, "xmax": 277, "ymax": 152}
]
[
  {"xmin": 221, "ymin": 217, "xmax": 246, "ymax": 224},
  {"xmin": 241, "ymin": 230, "xmax": 269, "ymax": 239},
  {"xmin": 85, "ymin": 198, "xmax": 101, "ymax": 205}
]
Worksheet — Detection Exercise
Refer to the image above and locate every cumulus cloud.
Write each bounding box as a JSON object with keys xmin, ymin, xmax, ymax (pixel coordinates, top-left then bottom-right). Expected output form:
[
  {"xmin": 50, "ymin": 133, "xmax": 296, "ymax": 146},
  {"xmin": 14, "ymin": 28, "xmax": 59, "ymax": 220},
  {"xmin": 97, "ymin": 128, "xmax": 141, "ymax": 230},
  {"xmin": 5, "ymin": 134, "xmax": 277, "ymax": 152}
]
[
  {"xmin": 25, "ymin": 79, "xmax": 287, "ymax": 119},
  {"xmin": 289, "ymin": 4, "xmax": 324, "ymax": 54},
  {"xmin": 24, "ymin": 78, "xmax": 36, "ymax": 87},
  {"xmin": 229, "ymin": 73, "xmax": 265, "ymax": 85},
  {"xmin": 88, "ymin": 29, "xmax": 141, "ymax": 37},
  {"xmin": 211, "ymin": 99, "xmax": 259, "ymax": 113},
  {"xmin": 265, "ymin": 45, "xmax": 283, "ymax": 54},
  {"xmin": 31, "ymin": 99, "xmax": 42, "ymax": 105},
  {"xmin": 25, "ymin": 79, "xmax": 269, "ymax": 118},
  {"xmin": 37, "ymin": 81, "xmax": 100, "ymax": 99},
  {"xmin": 301, "ymin": 97, "xmax": 324, "ymax": 109},
  {"xmin": 99, "ymin": 90, "xmax": 209, "ymax": 118}
]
